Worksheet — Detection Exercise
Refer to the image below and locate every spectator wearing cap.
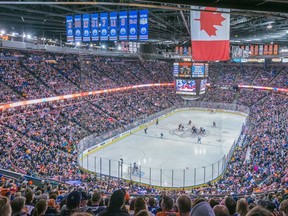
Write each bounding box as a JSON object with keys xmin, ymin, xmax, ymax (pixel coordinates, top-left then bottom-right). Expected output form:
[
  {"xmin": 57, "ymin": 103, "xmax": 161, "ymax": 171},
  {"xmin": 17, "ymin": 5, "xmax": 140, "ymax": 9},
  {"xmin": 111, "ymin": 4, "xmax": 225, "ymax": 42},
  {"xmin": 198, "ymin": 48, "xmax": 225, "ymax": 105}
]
[
  {"xmin": 176, "ymin": 195, "xmax": 191, "ymax": 216},
  {"xmin": 156, "ymin": 195, "xmax": 180, "ymax": 216},
  {"xmin": 98, "ymin": 189, "xmax": 130, "ymax": 216},
  {"xmin": 213, "ymin": 205, "xmax": 230, "ymax": 216},
  {"xmin": 79, "ymin": 191, "xmax": 92, "ymax": 214},
  {"xmin": 0, "ymin": 196, "xmax": 12, "ymax": 216},
  {"xmin": 280, "ymin": 199, "xmax": 288, "ymax": 216},
  {"xmin": 88, "ymin": 191, "xmax": 106, "ymax": 215},
  {"xmin": 61, "ymin": 191, "xmax": 82, "ymax": 216},
  {"xmin": 11, "ymin": 196, "xmax": 27, "ymax": 216},
  {"xmin": 190, "ymin": 200, "xmax": 215, "ymax": 216}
]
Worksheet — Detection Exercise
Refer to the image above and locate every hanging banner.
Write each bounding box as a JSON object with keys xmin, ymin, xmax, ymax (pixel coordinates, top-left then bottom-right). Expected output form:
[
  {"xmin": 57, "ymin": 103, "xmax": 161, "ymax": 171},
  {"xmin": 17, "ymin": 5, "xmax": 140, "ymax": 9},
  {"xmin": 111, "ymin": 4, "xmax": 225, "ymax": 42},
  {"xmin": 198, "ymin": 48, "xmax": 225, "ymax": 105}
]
[
  {"xmin": 250, "ymin": 45, "xmax": 254, "ymax": 56},
  {"xmin": 259, "ymin": 45, "xmax": 263, "ymax": 55},
  {"xmin": 82, "ymin": 14, "xmax": 90, "ymax": 42},
  {"xmin": 269, "ymin": 44, "xmax": 273, "ymax": 55},
  {"xmin": 184, "ymin": 47, "xmax": 188, "ymax": 55},
  {"xmin": 119, "ymin": 11, "xmax": 128, "ymax": 40},
  {"xmin": 264, "ymin": 45, "xmax": 268, "ymax": 55},
  {"xmin": 175, "ymin": 46, "xmax": 179, "ymax": 54},
  {"xmin": 188, "ymin": 46, "xmax": 192, "ymax": 56},
  {"xmin": 273, "ymin": 44, "xmax": 278, "ymax": 55},
  {"xmin": 66, "ymin": 16, "xmax": 74, "ymax": 42},
  {"xmin": 254, "ymin": 45, "xmax": 259, "ymax": 56},
  {"xmin": 109, "ymin": 12, "xmax": 118, "ymax": 41},
  {"xmin": 74, "ymin": 15, "xmax": 82, "ymax": 42},
  {"xmin": 100, "ymin": 12, "xmax": 108, "ymax": 41},
  {"xmin": 191, "ymin": 6, "xmax": 230, "ymax": 61},
  {"xmin": 91, "ymin": 14, "xmax": 99, "ymax": 41},
  {"xmin": 139, "ymin": 9, "xmax": 148, "ymax": 40},
  {"xmin": 179, "ymin": 46, "xmax": 183, "ymax": 55},
  {"xmin": 129, "ymin": 10, "xmax": 138, "ymax": 40}
]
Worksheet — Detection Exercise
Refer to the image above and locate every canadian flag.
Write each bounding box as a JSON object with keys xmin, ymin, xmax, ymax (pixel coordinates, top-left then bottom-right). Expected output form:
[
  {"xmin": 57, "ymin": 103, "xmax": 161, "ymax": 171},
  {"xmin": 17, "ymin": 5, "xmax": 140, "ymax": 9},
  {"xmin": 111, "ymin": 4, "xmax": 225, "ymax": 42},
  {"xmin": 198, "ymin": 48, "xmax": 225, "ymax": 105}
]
[{"xmin": 191, "ymin": 7, "xmax": 230, "ymax": 61}]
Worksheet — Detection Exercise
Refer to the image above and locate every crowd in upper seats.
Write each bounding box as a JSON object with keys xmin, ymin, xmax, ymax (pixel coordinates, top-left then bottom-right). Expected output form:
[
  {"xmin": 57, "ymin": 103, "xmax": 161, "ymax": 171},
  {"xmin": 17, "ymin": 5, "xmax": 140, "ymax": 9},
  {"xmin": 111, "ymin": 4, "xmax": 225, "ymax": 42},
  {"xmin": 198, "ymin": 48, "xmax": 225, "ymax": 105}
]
[{"xmin": 0, "ymin": 48, "xmax": 288, "ymax": 205}]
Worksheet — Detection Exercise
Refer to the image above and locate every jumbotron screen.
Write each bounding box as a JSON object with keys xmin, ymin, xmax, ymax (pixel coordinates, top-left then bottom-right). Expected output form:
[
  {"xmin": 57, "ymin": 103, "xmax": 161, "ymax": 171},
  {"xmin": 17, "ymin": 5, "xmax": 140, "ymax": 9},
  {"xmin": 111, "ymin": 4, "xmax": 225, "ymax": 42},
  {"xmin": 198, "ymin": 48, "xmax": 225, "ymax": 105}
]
[
  {"xmin": 175, "ymin": 79, "xmax": 196, "ymax": 95},
  {"xmin": 173, "ymin": 62, "xmax": 192, "ymax": 78}
]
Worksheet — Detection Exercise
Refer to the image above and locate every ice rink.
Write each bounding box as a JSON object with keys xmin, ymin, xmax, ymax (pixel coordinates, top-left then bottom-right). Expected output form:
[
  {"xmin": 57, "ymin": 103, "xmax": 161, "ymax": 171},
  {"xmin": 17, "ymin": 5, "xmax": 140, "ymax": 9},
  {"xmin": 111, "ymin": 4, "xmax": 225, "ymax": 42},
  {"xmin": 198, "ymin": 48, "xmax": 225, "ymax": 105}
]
[{"xmin": 82, "ymin": 110, "xmax": 247, "ymax": 187}]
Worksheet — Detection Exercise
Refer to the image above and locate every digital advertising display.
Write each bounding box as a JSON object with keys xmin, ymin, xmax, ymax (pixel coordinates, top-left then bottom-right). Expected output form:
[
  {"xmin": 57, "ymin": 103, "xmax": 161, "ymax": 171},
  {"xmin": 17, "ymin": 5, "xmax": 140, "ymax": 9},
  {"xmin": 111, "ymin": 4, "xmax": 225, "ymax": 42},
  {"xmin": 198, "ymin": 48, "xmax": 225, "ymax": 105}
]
[
  {"xmin": 175, "ymin": 79, "xmax": 196, "ymax": 95},
  {"xmin": 199, "ymin": 79, "xmax": 207, "ymax": 94},
  {"xmin": 191, "ymin": 63, "xmax": 205, "ymax": 78}
]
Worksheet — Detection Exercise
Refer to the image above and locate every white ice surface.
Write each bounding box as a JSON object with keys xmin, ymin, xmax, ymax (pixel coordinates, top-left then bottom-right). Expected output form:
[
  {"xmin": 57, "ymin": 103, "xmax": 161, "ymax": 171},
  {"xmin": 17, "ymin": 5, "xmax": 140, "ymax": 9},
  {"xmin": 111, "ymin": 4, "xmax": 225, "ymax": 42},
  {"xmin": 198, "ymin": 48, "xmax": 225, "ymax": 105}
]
[{"xmin": 83, "ymin": 110, "xmax": 246, "ymax": 187}]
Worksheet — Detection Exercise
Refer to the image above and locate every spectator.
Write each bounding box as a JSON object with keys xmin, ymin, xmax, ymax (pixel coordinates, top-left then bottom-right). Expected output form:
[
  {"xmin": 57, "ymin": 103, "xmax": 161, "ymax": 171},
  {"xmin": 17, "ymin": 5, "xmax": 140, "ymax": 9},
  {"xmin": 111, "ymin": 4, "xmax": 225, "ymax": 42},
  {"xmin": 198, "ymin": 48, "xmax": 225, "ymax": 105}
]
[
  {"xmin": 11, "ymin": 196, "xmax": 27, "ymax": 216},
  {"xmin": 225, "ymin": 197, "xmax": 237, "ymax": 216},
  {"xmin": 0, "ymin": 196, "xmax": 12, "ymax": 216},
  {"xmin": 156, "ymin": 195, "xmax": 179, "ymax": 216},
  {"xmin": 191, "ymin": 200, "xmax": 215, "ymax": 216},
  {"xmin": 88, "ymin": 191, "xmax": 106, "ymax": 215},
  {"xmin": 236, "ymin": 198, "xmax": 248, "ymax": 216},
  {"xmin": 213, "ymin": 205, "xmax": 230, "ymax": 216},
  {"xmin": 280, "ymin": 199, "xmax": 288, "ymax": 216},
  {"xmin": 98, "ymin": 189, "xmax": 129, "ymax": 216},
  {"xmin": 61, "ymin": 191, "xmax": 82, "ymax": 216},
  {"xmin": 176, "ymin": 195, "xmax": 191, "ymax": 216},
  {"xmin": 134, "ymin": 197, "xmax": 147, "ymax": 216},
  {"xmin": 34, "ymin": 199, "xmax": 48, "ymax": 216},
  {"xmin": 246, "ymin": 206, "xmax": 271, "ymax": 216}
]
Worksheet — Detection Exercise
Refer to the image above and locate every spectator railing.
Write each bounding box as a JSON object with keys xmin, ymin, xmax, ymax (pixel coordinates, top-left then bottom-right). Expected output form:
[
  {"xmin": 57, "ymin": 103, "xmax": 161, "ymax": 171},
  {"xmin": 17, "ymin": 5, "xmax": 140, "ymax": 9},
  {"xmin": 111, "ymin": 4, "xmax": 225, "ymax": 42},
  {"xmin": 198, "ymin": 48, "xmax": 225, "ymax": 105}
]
[{"xmin": 78, "ymin": 102, "xmax": 250, "ymax": 188}]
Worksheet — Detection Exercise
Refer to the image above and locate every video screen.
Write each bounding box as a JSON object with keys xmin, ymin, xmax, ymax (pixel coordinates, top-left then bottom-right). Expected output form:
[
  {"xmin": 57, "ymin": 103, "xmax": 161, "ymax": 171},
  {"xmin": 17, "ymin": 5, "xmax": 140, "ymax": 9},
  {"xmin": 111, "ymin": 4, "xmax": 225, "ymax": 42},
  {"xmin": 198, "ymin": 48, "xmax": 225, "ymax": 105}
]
[
  {"xmin": 175, "ymin": 79, "xmax": 196, "ymax": 95},
  {"xmin": 199, "ymin": 79, "xmax": 207, "ymax": 94},
  {"xmin": 173, "ymin": 63, "xmax": 179, "ymax": 77},
  {"xmin": 178, "ymin": 62, "xmax": 192, "ymax": 78}
]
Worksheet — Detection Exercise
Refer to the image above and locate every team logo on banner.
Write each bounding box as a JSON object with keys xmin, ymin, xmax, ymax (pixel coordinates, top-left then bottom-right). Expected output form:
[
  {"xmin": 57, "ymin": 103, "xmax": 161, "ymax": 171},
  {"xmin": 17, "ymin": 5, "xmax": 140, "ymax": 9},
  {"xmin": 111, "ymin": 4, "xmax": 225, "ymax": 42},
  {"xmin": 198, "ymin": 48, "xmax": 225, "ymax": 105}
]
[
  {"xmin": 82, "ymin": 14, "xmax": 90, "ymax": 42},
  {"xmin": 191, "ymin": 7, "xmax": 230, "ymax": 61},
  {"xmin": 119, "ymin": 11, "xmax": 128, "ymax": 40},
  {"xmin": 74, "ymin": 15, "xmax": 82, "ymax": 42},
  {"xmin": 91, "ymin": 13, "xmax": 99, "ymax": 41},
  {"xmin": 109, "ymin": 12, "xmax": 118, "ymax": 41},
  {"xmin": 129, "ymin": 10, "xmax": 138, "ymax": 40},
  {"xmin": 100, "ymin": 12, "xmax": 108, "ymax": 41},
  {"xmin": 139, "ymin": 10, "xmax": 148, "ymax": 40},
  {"xmin": 66, "ymin": 16, "xmax": 74, "ymax": 42}
]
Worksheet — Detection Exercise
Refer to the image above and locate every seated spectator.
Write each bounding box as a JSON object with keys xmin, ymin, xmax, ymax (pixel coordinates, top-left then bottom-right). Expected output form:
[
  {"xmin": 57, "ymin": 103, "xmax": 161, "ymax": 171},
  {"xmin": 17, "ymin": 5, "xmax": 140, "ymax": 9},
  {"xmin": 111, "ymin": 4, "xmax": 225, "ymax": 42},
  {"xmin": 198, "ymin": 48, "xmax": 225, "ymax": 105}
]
[
  {"xmin": 156, "ymin": 195, "xmax": 179, "ymax": 216},
  {"xmin": 11, "ymin": 196, "xmax": 27, "ymax": 216},
  {"xmin": 280, "ymin": 199, "xmax": 288, "ymax": 216},
  {"xmin": 98, "ymin": 189, "xmax": 130, "ymax": 216},
  {"xmin": 191, "ymin": 200, "xmax": 215, "ymax": 216},
  {"xmin": 88, "ymin": 191, "xmax": 106, "ymax": 215},
  {"xmin": 34, "ymin": 199, "xmax": 48, "ymax": 216},
  {"xmin": 236, "ymin": 198, "xmax": 248, "ymax": 216},
  {"xmin": 0, "ymin": 196, "xmax": 12, "ymax": 216},
  {"xmin": 134, "ymin": 197, "xmax": 148, "ymax": 216},
  {"xmin": 176, "ymin": 195, "xmax": 191, "ymax": 216},
  {"xmin": 61, "ymin": 191, "xmax": 82, "ymax": 216},
  {"xmin": 246, "ymin": 206, "xmax": 271, "ymax": 216},
  {"xmin": 225, "ymin": 197, "xmax": 237, "ymax": 216},
  {"xmin": 213, "ymin": 205, "xmax": 230, "ymax": 216}
]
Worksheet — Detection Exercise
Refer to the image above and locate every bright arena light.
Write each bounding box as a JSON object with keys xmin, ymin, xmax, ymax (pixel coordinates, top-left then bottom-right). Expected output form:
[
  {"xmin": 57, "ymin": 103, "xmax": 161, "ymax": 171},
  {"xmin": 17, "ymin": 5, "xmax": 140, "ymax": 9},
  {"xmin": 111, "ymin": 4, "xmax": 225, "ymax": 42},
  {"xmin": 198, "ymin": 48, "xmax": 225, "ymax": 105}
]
[
  {"xmin": 27, "ymin": 34, "xmax": 31, "ymax": 39},
  {"xmin": 0, "ymin": 30, "xmax": 5, "ymax": 35},
  {"xmin": 101, "ymin": 44, "xmax": 106, "ymax": 49},
  {"xmin": 76, "ymin": 42, "xmax": 80, "ymax": 46}
]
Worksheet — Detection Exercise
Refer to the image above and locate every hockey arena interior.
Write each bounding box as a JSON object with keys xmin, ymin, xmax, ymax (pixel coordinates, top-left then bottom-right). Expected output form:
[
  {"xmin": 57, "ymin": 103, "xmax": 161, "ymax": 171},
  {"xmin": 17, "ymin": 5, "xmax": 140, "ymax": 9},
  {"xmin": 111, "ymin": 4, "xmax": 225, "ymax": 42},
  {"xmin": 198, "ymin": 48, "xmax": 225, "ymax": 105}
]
[{"xmin": 0, "ymin": 1, "xmax": 288, "ymax": 216}]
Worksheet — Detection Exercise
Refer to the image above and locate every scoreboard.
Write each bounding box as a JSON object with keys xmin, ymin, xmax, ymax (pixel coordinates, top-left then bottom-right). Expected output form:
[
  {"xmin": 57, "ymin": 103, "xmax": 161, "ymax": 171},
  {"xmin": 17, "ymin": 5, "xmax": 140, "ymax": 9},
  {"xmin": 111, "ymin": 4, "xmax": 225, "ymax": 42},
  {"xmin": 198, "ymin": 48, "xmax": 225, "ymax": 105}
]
[{"xmin": 173, "ymin": 61, "xmax": 208, "ymax": 97}]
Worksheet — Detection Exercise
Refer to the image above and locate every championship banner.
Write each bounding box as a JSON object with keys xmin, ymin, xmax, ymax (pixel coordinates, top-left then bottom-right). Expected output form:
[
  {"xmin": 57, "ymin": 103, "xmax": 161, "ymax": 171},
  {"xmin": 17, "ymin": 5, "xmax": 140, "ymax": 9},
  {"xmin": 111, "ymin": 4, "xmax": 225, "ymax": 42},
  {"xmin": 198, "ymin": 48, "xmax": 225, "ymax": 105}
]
[
  {"xmin": 66, "ymin": 16, "xmax": 74, "ymax": 42},
  {"xmin": 74, "ymin": 15, "xmax": 82, "ymax": 42},
  {"xmin": 109, "ymin": 12, "xmax": 118, "ymax": 41},
  {"xmin": 91, "ymin": 14, "xmax": 99, "ymax": 41},
  {"xmin": 129, "ymin": 10, "xmax": 138, "ymax": 40},
  {"xmin": 191, "ymin": 7, "xmax": 230, "ymax": 61},
  {"xmin": 100, "ymin": 12, "xmax": 108, "ymax": 41},
  {"xmin": 82, "ymin": 14, "xmax": 90, "ymax": 42},
  {"xmin": 119, "ymin": 11, "xmax": 128, "ymax": 40},
  {"xmin": 139, "ymin": 9, "xmax": 148, "ymax": 40}
]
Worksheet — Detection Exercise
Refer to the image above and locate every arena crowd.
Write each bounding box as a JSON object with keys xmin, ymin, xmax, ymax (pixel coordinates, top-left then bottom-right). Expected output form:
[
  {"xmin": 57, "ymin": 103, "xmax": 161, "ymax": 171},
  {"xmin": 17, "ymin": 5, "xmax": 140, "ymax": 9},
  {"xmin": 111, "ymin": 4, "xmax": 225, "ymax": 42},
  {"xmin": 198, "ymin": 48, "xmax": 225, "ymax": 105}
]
[{"xmin": 0, "ymin": 48, "xmax": 287, "ymax": 215}]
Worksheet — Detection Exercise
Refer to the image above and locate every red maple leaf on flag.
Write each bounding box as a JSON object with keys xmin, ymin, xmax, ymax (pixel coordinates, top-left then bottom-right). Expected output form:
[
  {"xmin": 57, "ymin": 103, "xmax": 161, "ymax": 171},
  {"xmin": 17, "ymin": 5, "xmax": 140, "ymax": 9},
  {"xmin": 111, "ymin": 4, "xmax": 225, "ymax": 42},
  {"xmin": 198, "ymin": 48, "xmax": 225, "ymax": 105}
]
[{"xmin": 195, "ymin": 7, "xmax": 226, "ymax": 36}]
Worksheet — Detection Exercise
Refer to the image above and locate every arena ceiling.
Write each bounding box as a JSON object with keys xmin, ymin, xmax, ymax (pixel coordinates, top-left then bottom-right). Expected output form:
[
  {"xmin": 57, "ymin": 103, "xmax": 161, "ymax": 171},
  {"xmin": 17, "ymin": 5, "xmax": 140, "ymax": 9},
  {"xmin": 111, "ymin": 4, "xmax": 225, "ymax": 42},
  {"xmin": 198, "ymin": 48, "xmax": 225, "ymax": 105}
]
[{"xmin": 1, "ymin": 0, "xmax": 288, "ymax": 45}]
